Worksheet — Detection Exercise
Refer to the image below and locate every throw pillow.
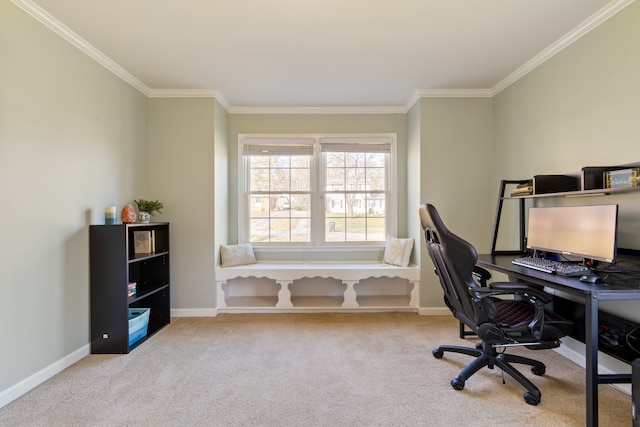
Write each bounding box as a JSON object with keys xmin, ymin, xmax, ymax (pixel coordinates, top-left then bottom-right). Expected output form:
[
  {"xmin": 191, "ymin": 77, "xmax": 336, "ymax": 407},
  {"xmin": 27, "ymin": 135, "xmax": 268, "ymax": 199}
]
[
  {"xmin": 383, "ymin": 236, "xmax": 414, "ymax": 267},
  {"xmin": 220, "ymin": 243, "xmax": 257, "ymax": 267}
]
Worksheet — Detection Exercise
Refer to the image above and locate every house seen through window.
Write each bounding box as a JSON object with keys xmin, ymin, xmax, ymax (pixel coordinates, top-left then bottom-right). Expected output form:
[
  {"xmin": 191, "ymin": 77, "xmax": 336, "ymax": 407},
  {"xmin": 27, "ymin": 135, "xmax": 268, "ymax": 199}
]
[{"xmin": 240, "ymin": 134, "xmax": 395, "ymax": 245}]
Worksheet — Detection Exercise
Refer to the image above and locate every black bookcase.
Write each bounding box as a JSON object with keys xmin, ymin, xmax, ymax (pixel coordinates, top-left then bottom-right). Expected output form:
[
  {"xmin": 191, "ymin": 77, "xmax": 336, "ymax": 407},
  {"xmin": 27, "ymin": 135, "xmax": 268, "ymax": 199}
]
[{"xmin": 89, "ymin": 223, "xmax": 170, "ymax": 353}]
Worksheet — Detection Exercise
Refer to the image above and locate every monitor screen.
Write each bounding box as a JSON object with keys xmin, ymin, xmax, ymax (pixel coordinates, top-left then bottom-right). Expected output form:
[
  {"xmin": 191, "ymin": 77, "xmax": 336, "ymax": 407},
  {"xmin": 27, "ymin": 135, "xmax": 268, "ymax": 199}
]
[{"xmin": 526, "ymin": 204, "xmax": 618, "ymax": 263}]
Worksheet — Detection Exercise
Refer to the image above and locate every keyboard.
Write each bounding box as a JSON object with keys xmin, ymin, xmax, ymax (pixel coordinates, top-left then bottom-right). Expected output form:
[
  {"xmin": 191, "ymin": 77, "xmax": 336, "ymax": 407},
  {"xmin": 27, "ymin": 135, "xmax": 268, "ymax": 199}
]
[{"xmin": 511, "ymin": 256, "xmax": 591, "ymax": 277}]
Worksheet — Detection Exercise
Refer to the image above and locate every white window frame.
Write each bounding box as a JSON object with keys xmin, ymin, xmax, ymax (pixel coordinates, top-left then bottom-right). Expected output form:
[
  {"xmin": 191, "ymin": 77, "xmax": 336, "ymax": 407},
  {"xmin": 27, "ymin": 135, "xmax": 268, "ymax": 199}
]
[{"xmin": 238, "ymin": 133, "xmax": 397, "ymax": 247}]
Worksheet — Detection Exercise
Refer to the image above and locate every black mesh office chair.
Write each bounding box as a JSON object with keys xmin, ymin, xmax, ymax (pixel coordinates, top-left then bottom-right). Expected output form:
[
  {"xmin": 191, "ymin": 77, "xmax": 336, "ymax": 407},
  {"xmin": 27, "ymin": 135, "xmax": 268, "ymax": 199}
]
[{"xmin": 419, "ymin": 203, "xmax": 573, "ymax": 405}]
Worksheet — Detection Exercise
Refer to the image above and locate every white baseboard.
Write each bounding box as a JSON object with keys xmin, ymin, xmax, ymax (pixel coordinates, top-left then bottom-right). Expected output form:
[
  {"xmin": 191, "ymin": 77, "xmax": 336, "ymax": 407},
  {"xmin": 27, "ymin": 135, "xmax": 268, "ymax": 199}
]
[
  {"xmin": 555, "ymin": 342, "xmax": 632, "ymax": 396},
  {"xmin": 0, "ymin": 344, "xmax": 89, "ymax": 409},
  {"xmin": 171, "ymin": 308, "xmax": 219, "ymax": 317}
]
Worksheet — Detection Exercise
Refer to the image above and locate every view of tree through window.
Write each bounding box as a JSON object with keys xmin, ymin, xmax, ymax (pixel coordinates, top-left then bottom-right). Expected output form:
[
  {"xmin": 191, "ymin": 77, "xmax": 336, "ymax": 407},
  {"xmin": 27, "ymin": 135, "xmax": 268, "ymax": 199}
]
[
  {"xmin": 242, "ymin": 135, "xmax": 393, "ymax": 245},
  {"xmin": 324, "ymin": 151, "xmax": 386, "ymax": 242},
  {"xmin": 248, "ymin": 152, "xmax": 311, "ymax": 243}
]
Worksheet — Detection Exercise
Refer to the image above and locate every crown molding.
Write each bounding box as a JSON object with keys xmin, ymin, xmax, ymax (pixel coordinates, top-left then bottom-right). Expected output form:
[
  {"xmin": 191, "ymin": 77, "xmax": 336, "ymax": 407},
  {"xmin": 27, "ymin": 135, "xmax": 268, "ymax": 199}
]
[
  {"xmin": 493, "ymin": 0, "xmax": 635, "ymax": 94},
  {"xmin": 229, "ymin": 105, "xmax": 407, "ymax": 115},
  {"xmin": 147, "ymin": 89, "xmax": 231, "ymax": 111},
  {"xmin": 11, "ymin": 0, "xmax": 151, "ymax": 96},
  {"xmin": 405, "ymin": 89, "xmax": 493, "ymax": 111}
]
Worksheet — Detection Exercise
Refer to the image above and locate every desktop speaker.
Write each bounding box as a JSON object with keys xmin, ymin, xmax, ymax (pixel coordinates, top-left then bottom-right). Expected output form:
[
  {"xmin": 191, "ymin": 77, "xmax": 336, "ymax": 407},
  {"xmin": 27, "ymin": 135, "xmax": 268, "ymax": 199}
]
[{"xmin": 633, "ymin": 358, "xmax": 640, "ymax": 427}]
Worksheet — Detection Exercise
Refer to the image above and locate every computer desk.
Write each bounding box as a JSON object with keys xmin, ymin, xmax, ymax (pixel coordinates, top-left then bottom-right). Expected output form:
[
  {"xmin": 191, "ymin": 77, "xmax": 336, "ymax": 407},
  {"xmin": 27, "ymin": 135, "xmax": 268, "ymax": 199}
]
[{"xmin": 477, "ymin": 253, "xmax": 640, "ymax": 427}]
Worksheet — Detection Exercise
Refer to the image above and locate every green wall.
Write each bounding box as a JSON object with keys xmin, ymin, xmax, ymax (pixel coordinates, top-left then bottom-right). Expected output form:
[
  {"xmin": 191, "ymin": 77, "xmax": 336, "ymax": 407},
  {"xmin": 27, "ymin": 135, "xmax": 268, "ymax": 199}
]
[
  {"xmin": 416, "ymin": 98, "xmax": 494, "ymax": 308},
  {"xmin": 1, "ymin": 1, "xmax": 148, "ymax": 396}
]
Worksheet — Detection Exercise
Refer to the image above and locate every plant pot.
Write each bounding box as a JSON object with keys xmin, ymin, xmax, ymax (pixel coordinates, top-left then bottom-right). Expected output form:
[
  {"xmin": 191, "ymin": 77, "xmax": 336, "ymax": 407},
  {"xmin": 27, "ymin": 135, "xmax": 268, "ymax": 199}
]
[{"xmin": 138, "ymin": 211, "xmax": 151, "ymax": 224}]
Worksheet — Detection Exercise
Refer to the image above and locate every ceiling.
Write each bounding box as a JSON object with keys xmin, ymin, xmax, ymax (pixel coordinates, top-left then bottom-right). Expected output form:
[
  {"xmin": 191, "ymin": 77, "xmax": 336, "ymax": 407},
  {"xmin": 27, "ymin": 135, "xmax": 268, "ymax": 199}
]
[{"xmin": 18, "ymin": 0, "xmax": 630, "ymax": 110}]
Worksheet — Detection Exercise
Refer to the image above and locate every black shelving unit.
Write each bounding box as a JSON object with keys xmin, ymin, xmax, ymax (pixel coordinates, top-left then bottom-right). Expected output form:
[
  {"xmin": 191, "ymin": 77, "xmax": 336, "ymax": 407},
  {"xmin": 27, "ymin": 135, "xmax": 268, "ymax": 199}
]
[{"xmin": 89, "ymin": 223, "xmax": 170, "ymax": 353}]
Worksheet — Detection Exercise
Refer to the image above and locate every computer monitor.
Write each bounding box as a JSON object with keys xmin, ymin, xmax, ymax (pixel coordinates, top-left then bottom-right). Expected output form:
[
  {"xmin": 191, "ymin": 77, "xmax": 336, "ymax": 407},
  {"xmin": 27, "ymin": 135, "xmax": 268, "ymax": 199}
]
[{"xmin": 526, "ymin": 204, "xmax": 618, "ymax": 263}]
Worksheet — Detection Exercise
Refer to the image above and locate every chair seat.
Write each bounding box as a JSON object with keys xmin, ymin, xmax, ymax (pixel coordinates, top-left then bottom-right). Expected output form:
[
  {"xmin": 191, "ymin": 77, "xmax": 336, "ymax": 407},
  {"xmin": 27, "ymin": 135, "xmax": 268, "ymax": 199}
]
[{"xmin": 494, "ymin": 300, "xmax": 572, "ymax": 343}]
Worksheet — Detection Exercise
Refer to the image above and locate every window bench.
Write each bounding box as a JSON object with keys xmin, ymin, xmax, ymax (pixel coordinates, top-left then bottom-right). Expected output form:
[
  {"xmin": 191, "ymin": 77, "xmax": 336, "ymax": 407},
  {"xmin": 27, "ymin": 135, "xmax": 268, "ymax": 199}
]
[{"xmin": 216, "ymin": 262, "xmax": 420, "ymax": 312}]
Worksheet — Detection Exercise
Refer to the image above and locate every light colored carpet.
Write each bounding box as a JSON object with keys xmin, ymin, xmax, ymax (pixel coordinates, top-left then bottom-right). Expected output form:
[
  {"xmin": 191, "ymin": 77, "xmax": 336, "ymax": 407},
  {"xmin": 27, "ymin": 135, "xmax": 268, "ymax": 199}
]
[{"xmin": 0, "ymin": 313, "xmax": 631, "ymax": 426}]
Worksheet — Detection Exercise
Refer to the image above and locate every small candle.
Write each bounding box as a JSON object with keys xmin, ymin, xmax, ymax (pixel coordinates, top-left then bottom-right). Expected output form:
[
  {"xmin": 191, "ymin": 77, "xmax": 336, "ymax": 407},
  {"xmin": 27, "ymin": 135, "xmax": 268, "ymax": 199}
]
[{"xmin": 105, "ymin": 206, "xmax": 116, "ymax": 225}]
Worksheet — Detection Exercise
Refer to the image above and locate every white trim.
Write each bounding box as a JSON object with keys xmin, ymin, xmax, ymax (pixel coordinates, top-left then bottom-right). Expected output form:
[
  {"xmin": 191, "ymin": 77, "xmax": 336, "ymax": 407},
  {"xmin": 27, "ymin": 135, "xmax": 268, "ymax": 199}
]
[
  {"xmin": 10, "ymin": 0, "xmax": 150, "ymax": 96},
  {"xmin": 554, "ymin": 341, "xmax": 632, "ymax": 396},
  {"xmin": 493, "ymin": 0, "xmax": 635, "ymax": 95},
  {"xmin": 229, "ymin": 106, "xmax": 407, "ymax": 115},
  {"xmin": 170, "ymin": 308, "xmax": 219, "ymax": 317},
  {"xmin": 147, "ymin": 89, "xmax": 231, "ymax": 111},
  {"xmin": 0, "ymin": 344, "xmax": 89, "ymax": 409}
]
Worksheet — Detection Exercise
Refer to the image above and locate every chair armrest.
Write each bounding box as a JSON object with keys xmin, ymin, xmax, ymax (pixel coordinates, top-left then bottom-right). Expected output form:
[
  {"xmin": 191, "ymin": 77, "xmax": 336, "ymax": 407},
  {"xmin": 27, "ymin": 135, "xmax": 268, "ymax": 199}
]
[
  {"xmin": 488, "ymin": 282, "xmax": 552, "ymax": 304},
  {"xmin": 472, "ymin": 265, "xmax": 492, "ymax": 286}
]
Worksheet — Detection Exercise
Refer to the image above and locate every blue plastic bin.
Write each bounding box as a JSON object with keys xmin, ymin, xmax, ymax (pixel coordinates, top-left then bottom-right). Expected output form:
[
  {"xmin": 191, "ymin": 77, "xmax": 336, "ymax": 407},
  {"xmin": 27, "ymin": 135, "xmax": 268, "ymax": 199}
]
[{"xmin": 128, "ymin": 308, "xmax": 150, "ymax": 346}]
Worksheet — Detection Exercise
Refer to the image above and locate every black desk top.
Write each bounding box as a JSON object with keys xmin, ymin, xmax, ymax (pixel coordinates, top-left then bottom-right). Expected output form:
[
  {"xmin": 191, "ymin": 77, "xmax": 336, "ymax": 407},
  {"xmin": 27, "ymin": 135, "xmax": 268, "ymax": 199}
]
[{"xmin": 476, "ymin": 253, "xmax": 640, "ymax": 299}]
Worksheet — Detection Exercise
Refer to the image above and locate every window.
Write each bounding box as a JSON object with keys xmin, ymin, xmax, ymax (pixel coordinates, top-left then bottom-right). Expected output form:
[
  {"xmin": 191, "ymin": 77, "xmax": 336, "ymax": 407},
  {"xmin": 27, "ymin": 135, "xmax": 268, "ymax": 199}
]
[{"xmin": 240, "ymin": 134, "xmax": 395, "ymax": 245}]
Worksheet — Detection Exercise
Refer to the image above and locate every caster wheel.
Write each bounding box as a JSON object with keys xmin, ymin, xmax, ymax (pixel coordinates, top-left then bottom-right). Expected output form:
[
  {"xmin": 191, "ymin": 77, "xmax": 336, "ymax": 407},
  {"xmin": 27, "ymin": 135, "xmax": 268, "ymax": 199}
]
[
  {"xmin": 475, "ymin": 343, "xmax": 483, "ymax": 350},
  {"xmin": 531, "ymin": 366, "xmax": 546, "ymax": 376},
  {"xmin": 524, "ymin": 392, "xmax": 540, "ymax": 405},
  {"xmin": 432, "ymin": 348, "xmax": 444, "ymax": 359},
  {"xmin": 451, "ymin": 377, "xmax": 465, "ymax": 390}
]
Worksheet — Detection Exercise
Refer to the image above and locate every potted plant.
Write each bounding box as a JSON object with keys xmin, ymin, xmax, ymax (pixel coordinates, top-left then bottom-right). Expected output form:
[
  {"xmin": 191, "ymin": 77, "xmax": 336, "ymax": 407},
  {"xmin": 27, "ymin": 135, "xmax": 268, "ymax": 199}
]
[{"xmin": 134, "ymin": 199, "xmax": 164, "ymax": 223}]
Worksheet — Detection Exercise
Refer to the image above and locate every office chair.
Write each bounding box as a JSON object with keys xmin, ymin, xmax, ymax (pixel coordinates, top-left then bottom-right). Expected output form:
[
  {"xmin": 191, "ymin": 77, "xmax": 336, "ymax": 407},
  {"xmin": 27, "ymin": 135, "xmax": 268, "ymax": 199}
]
[{"xmin": 419, "ymin": 203, "xmax": 572, "ymax": 405}]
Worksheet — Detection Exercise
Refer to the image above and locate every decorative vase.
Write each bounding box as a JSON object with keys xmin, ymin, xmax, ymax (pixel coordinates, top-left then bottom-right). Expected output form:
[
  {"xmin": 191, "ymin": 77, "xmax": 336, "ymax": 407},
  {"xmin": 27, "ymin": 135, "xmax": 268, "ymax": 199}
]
[{"xmin": 138, "ymin": 211, "xmax": 151, "ymax": 224}]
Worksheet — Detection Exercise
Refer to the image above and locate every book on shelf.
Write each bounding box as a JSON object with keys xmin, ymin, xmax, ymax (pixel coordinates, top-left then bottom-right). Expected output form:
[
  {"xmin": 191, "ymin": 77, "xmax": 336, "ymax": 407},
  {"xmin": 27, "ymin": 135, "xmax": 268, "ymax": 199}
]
[
  {"xmin": 133, "ymin": 230, "xmax": 155, "ymax": 254},
  {"xmin": 510, "ymin": 181, "xmax": 533, "ymax": 196},
  {"xmin": 128, "ymin": 282, "xmax": 137, "ymax": 299}
]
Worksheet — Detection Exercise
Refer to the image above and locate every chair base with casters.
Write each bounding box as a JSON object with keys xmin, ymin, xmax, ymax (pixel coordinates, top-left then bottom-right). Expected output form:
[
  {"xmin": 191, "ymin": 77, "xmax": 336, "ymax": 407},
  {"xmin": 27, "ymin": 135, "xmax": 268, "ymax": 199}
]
[{"xmin": 432, "ymin": 341, "xmax": 550, "ymax": 405}]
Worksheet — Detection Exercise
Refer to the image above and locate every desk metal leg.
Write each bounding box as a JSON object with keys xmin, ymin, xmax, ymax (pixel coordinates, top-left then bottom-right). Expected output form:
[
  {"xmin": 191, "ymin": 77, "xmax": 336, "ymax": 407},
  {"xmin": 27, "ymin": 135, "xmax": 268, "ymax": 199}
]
[{"xmin": 585, "ymin": 294, "xmax": 599, "ymax": 427}]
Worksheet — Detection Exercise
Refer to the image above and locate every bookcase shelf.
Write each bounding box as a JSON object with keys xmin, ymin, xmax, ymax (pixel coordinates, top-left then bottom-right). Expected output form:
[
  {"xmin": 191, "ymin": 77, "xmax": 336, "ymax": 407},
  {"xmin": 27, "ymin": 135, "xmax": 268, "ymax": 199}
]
[
  {"xmin": 491, "ymin": 162, "xmax": 639, "ymax": 254},
  {"xmin": 89, "ymin": 223, "xmax": 170, "ymax": 354}
]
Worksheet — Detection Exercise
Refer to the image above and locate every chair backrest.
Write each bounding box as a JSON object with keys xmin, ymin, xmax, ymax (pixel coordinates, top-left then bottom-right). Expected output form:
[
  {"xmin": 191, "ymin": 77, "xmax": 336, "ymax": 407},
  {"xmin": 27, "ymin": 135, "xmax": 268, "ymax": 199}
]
[{"xmin": 419, "ymin": 203, "xmax": 482, "ymax": 328}]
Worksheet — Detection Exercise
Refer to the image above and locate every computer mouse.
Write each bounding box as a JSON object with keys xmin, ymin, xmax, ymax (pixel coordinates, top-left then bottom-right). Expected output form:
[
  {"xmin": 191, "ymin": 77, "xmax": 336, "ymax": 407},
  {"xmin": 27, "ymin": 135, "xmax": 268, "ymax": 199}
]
[
  {"xmin": 579, "ymin": 274, "xmax": 604, "ymax": 284},
  {"xmin": 600, "ymin": 332, "xmax": 619, "ymax": 347}
]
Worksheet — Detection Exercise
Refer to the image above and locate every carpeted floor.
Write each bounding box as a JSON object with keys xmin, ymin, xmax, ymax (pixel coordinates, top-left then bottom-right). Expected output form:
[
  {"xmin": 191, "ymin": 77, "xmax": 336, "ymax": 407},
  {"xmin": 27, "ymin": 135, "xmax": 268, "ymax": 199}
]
[{"xmin": 0, "ymin": 313, "xmax": 632, "ymax": 426}]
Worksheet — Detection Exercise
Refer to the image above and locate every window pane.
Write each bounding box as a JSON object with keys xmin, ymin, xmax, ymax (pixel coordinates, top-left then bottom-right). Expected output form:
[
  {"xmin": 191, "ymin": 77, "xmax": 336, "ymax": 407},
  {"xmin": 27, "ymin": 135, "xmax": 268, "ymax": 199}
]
[
  {"xmin": 326, "ymin": 167, "xmax": 344, "ymax": 191},
  {"xmin": 270, "ymin": 168, "xmax": 290, "ymax": 192},
  {"xmin": 326, "ymin": 194, "xmax": 345, "ymax": 214},
  {"xmin": 326, "ymin": 218, "xmax": 345, "ymax": 242},
  {"xmin": 270, "ymin": 218, "xmax": 291, "ymax": 242},
  {"xmin": 291, "ymin": 169, "xmax": 310, "ymax": 191},
  {"xmin": 249, "ymin": 196, "xmax": 269, "ymax": 218},
  {"xmin": 250, "ymin": 156, "xmax": 269, "ymax": 168},
  {"xmin": 249, "ymin": 218, "xmax": 269, "ymax": 242},
  {"xmin": 291, "ymin": 194, "xmax": 310, "ymax": 217},
  {"xmin": 366, "ymin": 217, "xmax": 386, "ymax": 241},
  {"xmin": 346, "ymin": 217, "xmax": 366, "ymax": 242},
  {"xmin": 250, "ymin": 168, "xmax": 269, "ymax": 191},
  {"xmin": 326, "ymin": 152, "xmax": 345, "ymax": 168},
  {"xmin": 291, "ymin": 218, "xmax": 310, "ymax": 242},
  {"xmin": 366, "ymin": 167, "xmax": 386, "ymax": 191}
]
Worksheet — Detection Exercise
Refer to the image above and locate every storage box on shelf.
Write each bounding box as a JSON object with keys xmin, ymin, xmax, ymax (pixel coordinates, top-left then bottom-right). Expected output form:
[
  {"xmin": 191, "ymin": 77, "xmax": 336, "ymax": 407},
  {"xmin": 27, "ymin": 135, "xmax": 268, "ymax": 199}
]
[
  {"xmin": 89, "ymin": 223, "xmax": 170, "ymax": 354},
  {"xmin": 128, "ymin": 308, "xmax": 150, "ymax": 347}
]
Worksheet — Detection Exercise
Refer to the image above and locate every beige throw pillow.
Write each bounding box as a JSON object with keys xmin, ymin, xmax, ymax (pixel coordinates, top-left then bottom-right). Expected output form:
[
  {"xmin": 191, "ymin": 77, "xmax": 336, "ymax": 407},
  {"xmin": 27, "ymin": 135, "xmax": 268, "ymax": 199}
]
[
  {"xmin": 383, "ymin": 236, "xmax": 414, "ymax": 267},
  {"xmin": 220, "ymin": 243, "xmax": 257, "ymax": 267}
]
